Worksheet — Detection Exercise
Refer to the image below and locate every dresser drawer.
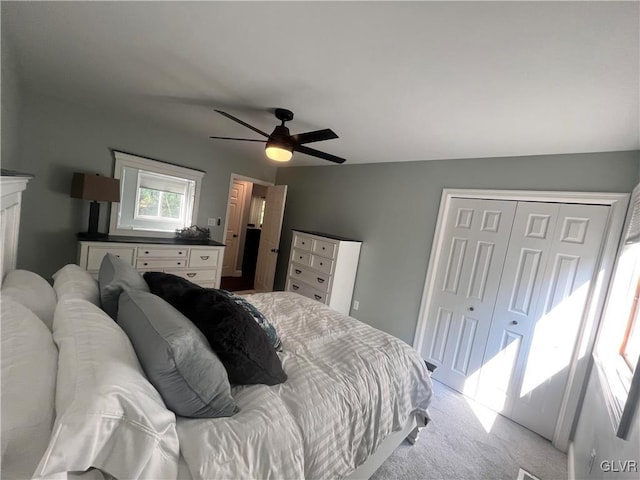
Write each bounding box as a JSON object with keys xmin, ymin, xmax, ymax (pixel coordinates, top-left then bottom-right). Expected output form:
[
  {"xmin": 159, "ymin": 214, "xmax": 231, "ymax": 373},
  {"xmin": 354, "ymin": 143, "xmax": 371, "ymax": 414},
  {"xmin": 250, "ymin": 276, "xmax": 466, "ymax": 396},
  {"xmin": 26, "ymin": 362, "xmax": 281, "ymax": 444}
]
[
  {"xmin": 310, "ymin": 254, "xmax": 333, "ymax": 275},
  {"xmin": 312, "ymin": 238, "xmax": 337, "ymax": 258},
  {"xmin": 137, "ymin": 247, "xmax": 188, "ymax": 258},
  {"xmin": 287, "ymin": 279, "xmax": 329, "ymax": 304},
  {"xmin": 189, "ymin": 248, "xmax": 220, "ymax": 267},
  {"xmin": 293, "ymin": 234, "xmax": 313, "ymax": 252},
  {"xmin": 86, "ymin": 246, "xmax": 135, "ymax": 270},
  {"xmin": 136, "ymin": 258, "xmax": 187, "ymax": 269},
  {"xmin": 289, "ymin": 264, "xmax": 331, "ymax": 292},
  {"xmin": 291, "ymin": 248, "xmax": 311, "ymax": 266},
  {"xmin": 165, "ymin": 268, "xmax": 216, "ymax": 284}
]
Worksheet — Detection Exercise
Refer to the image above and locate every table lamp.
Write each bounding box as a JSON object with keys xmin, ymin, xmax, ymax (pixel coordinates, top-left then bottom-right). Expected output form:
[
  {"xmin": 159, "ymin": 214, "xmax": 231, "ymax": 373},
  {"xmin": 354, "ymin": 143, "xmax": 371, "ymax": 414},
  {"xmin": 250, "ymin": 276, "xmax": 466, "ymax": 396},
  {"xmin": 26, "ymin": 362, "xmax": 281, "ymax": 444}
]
[{"xmin": 71, "ymin": 173, "xmax": 120, "ymax": 239}]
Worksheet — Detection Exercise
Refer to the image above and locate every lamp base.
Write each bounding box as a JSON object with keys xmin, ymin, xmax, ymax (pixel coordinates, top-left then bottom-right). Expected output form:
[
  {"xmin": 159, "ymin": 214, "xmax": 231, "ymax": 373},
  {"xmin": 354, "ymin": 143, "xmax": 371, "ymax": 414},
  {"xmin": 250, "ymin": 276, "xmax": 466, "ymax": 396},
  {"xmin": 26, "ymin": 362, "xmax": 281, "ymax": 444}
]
[{"xmin": 76, "ymin": 231, "xmax": 109, "ymax": 240}]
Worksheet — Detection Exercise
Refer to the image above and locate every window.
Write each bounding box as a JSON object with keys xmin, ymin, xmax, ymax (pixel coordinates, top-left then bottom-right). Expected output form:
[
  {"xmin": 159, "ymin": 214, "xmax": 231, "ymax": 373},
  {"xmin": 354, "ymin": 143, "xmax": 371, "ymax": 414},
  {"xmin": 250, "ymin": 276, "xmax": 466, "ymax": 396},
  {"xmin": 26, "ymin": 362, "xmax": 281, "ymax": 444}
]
[
  {"xmin": 109, "ymin": 151, "xmax": 204, "ymax": 237},
  {"xmin": 134, "ymin": 171, "xmax": 191, "ymax": 222},
  {"xmin": 595, "ymin": 183, "xmax": 640, "ymax": 439}
]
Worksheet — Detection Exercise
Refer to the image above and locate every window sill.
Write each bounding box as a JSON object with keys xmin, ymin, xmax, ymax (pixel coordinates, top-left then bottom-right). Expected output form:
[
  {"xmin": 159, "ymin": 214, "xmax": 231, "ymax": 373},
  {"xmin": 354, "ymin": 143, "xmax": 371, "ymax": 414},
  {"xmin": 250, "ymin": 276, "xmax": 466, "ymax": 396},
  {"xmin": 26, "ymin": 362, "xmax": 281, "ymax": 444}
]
[{"xmin": 594, "ymin": 352, "xmax": 640, "ymax": 439}]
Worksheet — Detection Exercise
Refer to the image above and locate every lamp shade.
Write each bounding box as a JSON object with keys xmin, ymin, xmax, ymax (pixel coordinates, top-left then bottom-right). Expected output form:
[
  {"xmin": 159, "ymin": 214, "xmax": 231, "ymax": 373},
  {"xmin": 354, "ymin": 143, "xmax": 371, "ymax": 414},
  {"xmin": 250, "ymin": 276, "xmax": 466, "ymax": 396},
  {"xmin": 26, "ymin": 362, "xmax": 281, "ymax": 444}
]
[{"xmin": 71, "ymin": 173, "xmax": 120, "ymax": 202}]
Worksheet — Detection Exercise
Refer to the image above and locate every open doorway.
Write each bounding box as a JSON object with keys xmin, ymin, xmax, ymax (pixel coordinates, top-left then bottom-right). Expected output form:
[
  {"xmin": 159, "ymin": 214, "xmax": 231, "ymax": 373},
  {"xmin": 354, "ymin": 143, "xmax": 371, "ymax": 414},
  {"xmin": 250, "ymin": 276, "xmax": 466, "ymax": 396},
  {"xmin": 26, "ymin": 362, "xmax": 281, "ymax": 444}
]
[{"xmin": 220, "ymin": 174, "xmax": 287, "ymax": 293}]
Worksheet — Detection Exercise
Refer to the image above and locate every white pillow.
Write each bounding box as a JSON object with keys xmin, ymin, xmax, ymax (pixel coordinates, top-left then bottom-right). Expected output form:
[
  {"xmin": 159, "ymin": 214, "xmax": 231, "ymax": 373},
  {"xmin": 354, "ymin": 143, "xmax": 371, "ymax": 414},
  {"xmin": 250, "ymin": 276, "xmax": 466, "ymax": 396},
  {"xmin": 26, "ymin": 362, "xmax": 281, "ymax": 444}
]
[
  {"xmin": 2, "ymin": 269, "xmax": 57, "ymax": 330},
  {"xmin": 51, "ymin": 264, "xmax": 100, "ymax": 305},
  {"xmin": 34, "ymin": 298, "xmax": 179, "ymax": 480},
  {"xmin": 1, "ymin": 296, "xmax": 58, "ymax": 479}
]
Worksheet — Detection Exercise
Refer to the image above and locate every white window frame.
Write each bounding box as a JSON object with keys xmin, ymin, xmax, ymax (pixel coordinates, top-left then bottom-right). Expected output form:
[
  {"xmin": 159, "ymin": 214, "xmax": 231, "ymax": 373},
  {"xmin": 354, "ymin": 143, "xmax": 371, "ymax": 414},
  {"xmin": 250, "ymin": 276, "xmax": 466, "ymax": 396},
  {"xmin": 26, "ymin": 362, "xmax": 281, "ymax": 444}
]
[
  {"xmin": 594, "ymin": 182, "xmax": 640, "ymax": 439},
  {"xmin": 109, "ymin": 151, "xmax": 205, "ymax": 237}
]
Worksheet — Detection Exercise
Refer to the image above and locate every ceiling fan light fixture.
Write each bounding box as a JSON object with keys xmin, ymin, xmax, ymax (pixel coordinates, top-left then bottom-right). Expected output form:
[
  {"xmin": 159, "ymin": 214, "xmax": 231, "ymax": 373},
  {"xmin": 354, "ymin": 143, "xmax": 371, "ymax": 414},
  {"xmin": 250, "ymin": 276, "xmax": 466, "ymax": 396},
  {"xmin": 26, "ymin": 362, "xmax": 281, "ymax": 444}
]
[{"xmin": 265, "ymin": 141, "xmax": 293, "ymax": 162}]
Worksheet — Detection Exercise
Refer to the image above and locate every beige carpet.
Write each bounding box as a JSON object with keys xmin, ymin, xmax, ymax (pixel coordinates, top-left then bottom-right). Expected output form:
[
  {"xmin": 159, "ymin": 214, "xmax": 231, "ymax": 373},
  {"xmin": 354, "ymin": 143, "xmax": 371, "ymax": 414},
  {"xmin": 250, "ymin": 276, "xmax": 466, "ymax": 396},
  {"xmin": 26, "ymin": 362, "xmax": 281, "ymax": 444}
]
[{"xmin": 371, "ymin": 380, "xmax": 568, "ymax": 480}]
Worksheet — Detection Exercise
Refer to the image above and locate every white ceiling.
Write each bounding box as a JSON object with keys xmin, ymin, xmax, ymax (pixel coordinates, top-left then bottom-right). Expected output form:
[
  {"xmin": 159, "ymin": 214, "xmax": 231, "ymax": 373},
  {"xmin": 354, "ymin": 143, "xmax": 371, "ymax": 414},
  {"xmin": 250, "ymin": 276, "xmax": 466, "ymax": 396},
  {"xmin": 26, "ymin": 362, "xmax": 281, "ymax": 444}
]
[{"xmin": 2, "ymin": 1, "xmax": 639, "ymax": 167}]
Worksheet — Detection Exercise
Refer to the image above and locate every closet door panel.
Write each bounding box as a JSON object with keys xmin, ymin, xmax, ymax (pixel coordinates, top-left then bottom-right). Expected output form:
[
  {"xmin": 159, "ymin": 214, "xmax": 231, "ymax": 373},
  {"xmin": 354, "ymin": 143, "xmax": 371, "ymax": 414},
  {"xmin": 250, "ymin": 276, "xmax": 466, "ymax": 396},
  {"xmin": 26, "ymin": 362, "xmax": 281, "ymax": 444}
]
[
  {"xmin": 510, "ymin": 203, "xmax": 610, "ymax": 439},
  {"xmin": 424, "ymin": 198, "xmax": 516, "ymax": 396},
  {"xmin": 475, "ymin": 202, "xmax": 560, "ymax": 411}
]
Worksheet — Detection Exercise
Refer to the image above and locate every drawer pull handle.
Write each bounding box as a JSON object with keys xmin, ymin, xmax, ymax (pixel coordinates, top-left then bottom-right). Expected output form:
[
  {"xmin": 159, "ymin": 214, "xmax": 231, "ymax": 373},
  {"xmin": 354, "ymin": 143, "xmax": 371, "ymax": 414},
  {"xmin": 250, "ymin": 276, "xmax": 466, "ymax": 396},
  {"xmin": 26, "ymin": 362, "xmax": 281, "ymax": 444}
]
[
  {"xmin": 143, "ymin": 262, "xmax": 148, "ymax": 266},
  {"xmin": 319, "ymin": 262, "xmax": 324, "ymax": 266},
  {"xmin": 317, "ymin": 277, "xmax": 325, "ymax": 284},
  {"xmin": 177, "ymin": 262, "xmax": 182, "ymax": 266},
  {"xmin": 292, "ymin": 285, "xmax": 299, "ymax": 290},
  {"xmin": 145, "ymin": 251, "xmax": 149, "ymax": 254},
  {"xmin": 179, "ymin": 251, "xmax": 184, "ymax": 255},
  {"xmin": 322, "ymin": 247, "xmax": 326, "ymax": 250},
  {"xmin": 200, "ymin": 255, "xmax": 209, "ymax": 260},
  {"xmin": 295, "ymin": 269, "xmax": 302, "ymax": 274},
  {"xmin": 314, "ymin": 294, "xmax": 322, "ymax": 300},
  {"xmin": 186, "ymin": 273, "xmax": 196, "ymax": 278},
  {"xmin": 299, "ymin": 256, "xmax": 303, "ymax": 259}
]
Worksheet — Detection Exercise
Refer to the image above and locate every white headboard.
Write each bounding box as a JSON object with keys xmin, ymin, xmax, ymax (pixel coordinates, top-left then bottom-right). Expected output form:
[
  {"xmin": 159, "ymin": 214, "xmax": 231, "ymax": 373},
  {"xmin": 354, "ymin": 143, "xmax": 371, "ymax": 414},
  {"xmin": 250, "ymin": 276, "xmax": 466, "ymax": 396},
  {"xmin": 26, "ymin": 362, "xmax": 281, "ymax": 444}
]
[{"xmin": 1, "ymin": 173, "xmax": 31, "ymax": 283}]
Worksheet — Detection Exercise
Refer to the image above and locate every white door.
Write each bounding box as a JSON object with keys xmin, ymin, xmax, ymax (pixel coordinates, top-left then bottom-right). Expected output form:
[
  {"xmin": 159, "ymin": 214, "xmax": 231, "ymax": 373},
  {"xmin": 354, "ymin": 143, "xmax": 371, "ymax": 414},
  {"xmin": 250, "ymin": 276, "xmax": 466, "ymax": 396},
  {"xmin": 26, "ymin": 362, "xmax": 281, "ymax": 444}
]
[
  {"xmin": 489, "ymin": 202, "xmax": 609, "ymax": 439},
  {"xmin": 222, "ymin": 180, "xmax": 246, "ymax": 277},
  {"xmin": 474, "ymin": 202, "xmax": 561, "ymax": 412},
  {"xmin": 422, "ymin": 198, "xmax": 517, "ymax": 396},
  {"xmin": 426, "ymin": 199, "xmax": 610, "ymax": 440},
  {"xmin": 254, "ymin": 185, "xmax": 287, "ymax": 292}
]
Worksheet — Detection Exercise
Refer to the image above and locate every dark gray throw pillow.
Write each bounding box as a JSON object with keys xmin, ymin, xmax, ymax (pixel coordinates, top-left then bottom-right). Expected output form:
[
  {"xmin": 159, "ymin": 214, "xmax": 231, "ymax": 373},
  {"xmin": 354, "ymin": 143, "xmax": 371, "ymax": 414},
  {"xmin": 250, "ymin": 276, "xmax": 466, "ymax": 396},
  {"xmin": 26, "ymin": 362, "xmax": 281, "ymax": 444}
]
[
  {"xmin": 99, "ymin": 253, "xmax": 149, "ymax": 319},
  {"xmin": 118, "ymin": 289, "xmax": 239, "ymax": 418},
  {"xmin": 143, "ymin": 271, "xmax": 287, "ymax": 386},
  {"xmin": 219, "ymin": 290, "xmax": 282, "ymax": 351}
]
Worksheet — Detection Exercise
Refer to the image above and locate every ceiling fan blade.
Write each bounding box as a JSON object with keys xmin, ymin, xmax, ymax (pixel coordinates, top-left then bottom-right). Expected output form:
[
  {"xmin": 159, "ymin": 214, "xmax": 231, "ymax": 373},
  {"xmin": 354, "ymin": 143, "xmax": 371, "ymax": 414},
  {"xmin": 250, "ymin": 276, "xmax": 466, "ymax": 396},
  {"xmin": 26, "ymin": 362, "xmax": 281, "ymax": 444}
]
[
  {"xmin": 209, "ymin": 136, "xmax": 266, "ymax": 142},
  {"xmin": 214, "ymin": 110, "xmax": 270, "ymax": 138},
  {"xmin": 294, "ymin": 145, "xmax": 346, "ymax": 164},
  {"xmin": 291, "ymin": 128, "xmax": 339, "ymax": 145}
]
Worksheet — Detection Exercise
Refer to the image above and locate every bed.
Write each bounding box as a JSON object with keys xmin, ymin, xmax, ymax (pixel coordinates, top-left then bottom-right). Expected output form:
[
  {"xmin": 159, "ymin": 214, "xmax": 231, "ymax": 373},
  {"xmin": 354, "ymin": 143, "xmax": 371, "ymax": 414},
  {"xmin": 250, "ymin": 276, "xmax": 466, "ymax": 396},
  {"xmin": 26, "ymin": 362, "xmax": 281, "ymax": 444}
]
[{"xmin": 0, "ymin": 176, "xmax": 433, "ymax": 480}]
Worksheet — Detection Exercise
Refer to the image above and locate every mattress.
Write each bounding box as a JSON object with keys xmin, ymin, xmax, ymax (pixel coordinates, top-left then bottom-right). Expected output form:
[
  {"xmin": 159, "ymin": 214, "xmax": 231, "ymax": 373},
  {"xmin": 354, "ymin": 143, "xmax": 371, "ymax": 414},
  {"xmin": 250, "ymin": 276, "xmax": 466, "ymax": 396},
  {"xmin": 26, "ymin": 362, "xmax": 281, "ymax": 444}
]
[{"xmin": 177, "ymin": 292, "xmax": 433, "ymax": 480}]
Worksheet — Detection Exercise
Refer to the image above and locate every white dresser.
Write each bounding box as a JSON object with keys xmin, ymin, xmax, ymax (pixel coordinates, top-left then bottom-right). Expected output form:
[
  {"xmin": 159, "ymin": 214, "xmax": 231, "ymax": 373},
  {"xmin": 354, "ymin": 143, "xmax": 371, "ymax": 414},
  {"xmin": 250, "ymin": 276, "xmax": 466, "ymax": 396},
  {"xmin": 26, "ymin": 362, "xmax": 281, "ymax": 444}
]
[
  {"xmin": 78, "ymin": 238, "xmax": 225, "ymax": 288},
  {"xmin": 285, "ymin": 230, "xmax": 362, "ymax": 314}
]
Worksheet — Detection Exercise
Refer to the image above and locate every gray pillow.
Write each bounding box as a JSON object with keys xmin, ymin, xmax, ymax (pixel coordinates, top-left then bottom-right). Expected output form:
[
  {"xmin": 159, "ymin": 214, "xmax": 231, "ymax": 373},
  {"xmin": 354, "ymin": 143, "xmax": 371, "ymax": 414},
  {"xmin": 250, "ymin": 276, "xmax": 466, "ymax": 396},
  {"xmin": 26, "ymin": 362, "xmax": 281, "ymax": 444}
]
[
  {"xmin": 117, "ymin": 289, "xmax": 239, "ymax": 418},
  {"xmin": 99, "ymin": 253, "xmax": 149, "ymax": 319}
]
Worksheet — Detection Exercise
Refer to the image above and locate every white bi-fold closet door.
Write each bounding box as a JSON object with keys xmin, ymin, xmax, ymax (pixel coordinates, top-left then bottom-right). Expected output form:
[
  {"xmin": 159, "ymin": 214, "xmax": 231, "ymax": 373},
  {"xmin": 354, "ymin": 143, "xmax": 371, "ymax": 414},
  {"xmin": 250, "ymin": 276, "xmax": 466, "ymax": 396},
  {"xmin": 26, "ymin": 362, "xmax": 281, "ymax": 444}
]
[{"xmin": 420, "ymin": 196, "xmax": 610, "ymax": 441}]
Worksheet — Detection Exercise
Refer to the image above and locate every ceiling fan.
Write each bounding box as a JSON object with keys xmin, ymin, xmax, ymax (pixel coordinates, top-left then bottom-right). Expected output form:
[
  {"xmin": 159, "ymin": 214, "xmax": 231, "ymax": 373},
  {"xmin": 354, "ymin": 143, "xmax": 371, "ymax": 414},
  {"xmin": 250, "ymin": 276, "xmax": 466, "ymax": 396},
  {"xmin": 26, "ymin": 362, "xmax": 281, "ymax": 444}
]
[{"xmin": 209, "ymin": 108, "xmax": 346, "ymax": 164}]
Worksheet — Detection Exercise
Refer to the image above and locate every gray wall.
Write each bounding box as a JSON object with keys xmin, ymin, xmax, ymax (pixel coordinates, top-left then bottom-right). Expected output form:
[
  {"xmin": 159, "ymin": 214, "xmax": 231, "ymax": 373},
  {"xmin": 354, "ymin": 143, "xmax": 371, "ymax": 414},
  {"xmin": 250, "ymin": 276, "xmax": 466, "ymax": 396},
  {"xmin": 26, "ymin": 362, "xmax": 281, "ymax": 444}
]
[
  {"xmin": 572, "ymin": 368, "xmax": 639, "ymax": 478},
  {"xmin": 1, "ymin": 30, "xmax": 22, "ymax": 169},
  {"xmin": 275, "ymin": 151, "xmax": 639, "ymax": 344},
  {"xmin": 15, "ymin": 88, "xmax": 277, "ymax": 279}
]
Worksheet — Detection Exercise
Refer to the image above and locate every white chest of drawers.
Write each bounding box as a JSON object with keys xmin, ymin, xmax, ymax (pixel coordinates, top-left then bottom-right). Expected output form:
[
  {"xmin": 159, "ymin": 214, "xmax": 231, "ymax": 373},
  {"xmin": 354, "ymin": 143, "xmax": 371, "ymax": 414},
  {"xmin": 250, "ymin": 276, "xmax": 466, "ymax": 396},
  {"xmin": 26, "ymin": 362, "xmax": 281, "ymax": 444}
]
[
  {"xmin": 78, "ymin": 238, "xmax": 225, "ymax": 288},
  {"xmin": 285, "ymin": 230, "xmax": 362, "ymax": 314}
]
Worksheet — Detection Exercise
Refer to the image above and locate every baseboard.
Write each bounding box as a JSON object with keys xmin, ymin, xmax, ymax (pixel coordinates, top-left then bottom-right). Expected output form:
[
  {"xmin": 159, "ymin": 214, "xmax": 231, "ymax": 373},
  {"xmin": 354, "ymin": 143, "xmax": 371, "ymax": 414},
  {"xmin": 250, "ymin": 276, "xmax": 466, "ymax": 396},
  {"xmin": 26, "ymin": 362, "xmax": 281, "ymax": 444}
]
[{"xmin": 567, "ymin": 442, "xmax": 575, "ymax": 480}]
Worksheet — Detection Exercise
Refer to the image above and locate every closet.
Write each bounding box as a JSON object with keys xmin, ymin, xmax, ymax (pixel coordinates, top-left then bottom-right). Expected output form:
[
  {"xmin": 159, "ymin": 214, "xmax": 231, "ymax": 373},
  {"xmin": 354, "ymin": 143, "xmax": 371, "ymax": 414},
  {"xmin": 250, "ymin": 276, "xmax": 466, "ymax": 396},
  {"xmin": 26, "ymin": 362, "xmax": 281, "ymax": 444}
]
[{"xmin": 414, "ymin": 190, "xmax": 627, "ymax": 446}]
